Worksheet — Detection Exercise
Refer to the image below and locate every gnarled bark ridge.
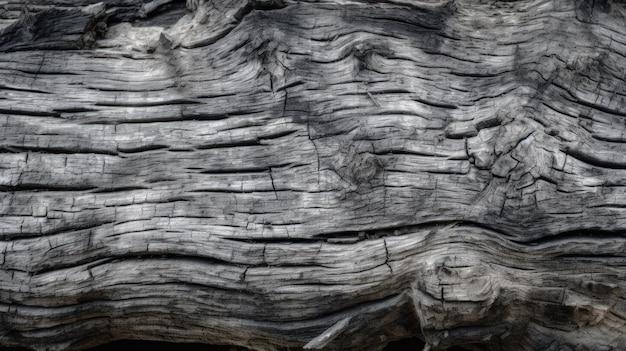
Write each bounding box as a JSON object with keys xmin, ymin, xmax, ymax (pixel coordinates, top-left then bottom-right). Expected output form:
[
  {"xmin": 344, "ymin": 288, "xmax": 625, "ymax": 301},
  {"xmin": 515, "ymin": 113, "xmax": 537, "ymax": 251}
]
[{"xmin": 1, "ymin": 0, "xmax": 626, "ymax": 350}]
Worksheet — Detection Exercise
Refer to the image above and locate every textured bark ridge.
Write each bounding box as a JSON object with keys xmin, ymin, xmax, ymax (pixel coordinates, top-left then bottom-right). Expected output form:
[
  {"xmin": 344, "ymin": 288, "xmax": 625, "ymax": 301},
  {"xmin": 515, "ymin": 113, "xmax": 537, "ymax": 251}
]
[{"xmin": 1, "ymin": 0, "xmax": 626, "ymax": 350}]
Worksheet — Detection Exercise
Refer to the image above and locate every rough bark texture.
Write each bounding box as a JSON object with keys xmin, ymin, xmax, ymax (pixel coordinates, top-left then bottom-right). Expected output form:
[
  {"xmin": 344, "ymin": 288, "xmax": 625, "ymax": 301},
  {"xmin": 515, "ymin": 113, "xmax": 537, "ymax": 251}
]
[{"xmin": 1, "ymin": 0, "xmax": 626, "ymax": 350}]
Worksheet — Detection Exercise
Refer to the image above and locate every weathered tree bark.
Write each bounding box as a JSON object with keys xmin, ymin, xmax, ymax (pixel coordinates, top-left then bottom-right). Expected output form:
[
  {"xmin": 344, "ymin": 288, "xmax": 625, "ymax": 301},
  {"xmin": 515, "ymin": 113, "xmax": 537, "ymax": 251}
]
[{"xmin": 1, "ymin": 0, "xmax": 626, "ymax": 350}]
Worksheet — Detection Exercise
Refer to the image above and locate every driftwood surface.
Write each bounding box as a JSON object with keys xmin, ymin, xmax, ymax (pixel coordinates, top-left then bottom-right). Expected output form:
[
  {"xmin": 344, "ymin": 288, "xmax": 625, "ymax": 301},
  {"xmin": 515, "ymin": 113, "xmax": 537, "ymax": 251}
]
[{"xmin": 1, "ymin": 0, "xmax": 626, "ymax": 350}]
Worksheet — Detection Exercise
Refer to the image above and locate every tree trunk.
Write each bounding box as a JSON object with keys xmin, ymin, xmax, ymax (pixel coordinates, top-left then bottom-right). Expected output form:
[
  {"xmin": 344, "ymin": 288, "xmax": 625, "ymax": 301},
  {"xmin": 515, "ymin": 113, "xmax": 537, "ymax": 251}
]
[{"xmin": 1, "ymin": 0, "xmax": 626, "ymax": 350}]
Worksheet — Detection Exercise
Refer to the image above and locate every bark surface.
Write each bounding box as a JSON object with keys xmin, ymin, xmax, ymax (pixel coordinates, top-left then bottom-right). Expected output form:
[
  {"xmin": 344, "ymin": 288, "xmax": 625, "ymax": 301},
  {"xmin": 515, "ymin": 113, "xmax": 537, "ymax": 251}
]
[{"xmin": 1, "ymin": 0, "xmax": 626, "ymax": 350}]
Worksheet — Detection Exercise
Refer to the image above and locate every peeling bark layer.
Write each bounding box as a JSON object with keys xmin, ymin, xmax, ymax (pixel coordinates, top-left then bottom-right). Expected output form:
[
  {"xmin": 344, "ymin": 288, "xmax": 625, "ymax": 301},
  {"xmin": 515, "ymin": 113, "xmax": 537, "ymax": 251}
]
[{"xmin": 1, "ymin": 0, "xmax": 626, "ymax": 350}]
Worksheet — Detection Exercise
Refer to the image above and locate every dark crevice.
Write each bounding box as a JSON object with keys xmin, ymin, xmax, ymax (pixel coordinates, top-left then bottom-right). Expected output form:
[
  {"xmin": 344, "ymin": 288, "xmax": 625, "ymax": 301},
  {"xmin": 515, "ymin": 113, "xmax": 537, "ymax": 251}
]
[
  {"xmin": 14, "ymin": 69, "xmax": 80, "ymax": 76},
  {"xmin": 196, "ymin": 93, "xmax": 238, "ymax": 99},
  {"xmin": 313, "ymin": 220, "xmax": 508, "ymax": 242},
  {"xmin": 0, "ymin": 145, "xmax": 118, "ymax": 156},
  {"xmin": 414, "ymin": 97, "xmax": 458, "ymax": 109},
  {"xmin": 84, "ymin": 86, "xmax": 174, "ymax": 93},
  {"xmin": 276, "ymin": 79, "xmax": 304, "ymax": 92},
  {"xmin": 590, "ymin": 203, "xmax": 626, "ymax": 209},
  {"xmin": 83, "ymin": 113, "xmax": 236, "ymax": 125},
  {"xmin": 259, "ymin": 129, "xmax": 298, "ymax": 140},
  {"xmin": 536, "ymin": 175, "xmax": 558, "ymax": 187},
  {"xmin": 196, "ymin": 140, "xmax": 260, "ymax": 150},
  {"xmin": 370, "ymin": 88, "xmax": 413, "ymax": 95},
  {"xmin": 515, "ymin": 229, "xmax": 626, "ymax": 246},
  {"xmin": 448, "ymin": 71, "xmax": 503, "ymax": 78},
  {"xmin": 372, "ymin": 149, "xmax": 460, "ymax": 158},
  {"xmin": 590, "ymin": 133, "xmax": 626, "ymax": 143},
  {"xmin": 94, "ymin": 99, "xmax": 201, "ymax": 108},
  {"xmin": 198, "ymin": 162, "xmax": 300, "ymax": 174},
  {"xmin": 0, "ymin": 85, "xmax": 52, "ymax": 94},
  {"xmin": 541, "ymin": 101, "xmax": 580, "ymax": 119},
  {"xmin": 562, "ymin": 146, "xmax": 626, "ymax": 169},
  {"xmin": 226, "ymin": 237, "xmax": 319, "ymax": 244},
  {"xmin": 199, "ymin": 166, "xmax": 269, "ymax": 174},
  {"xmin": 0, "ymin": 220, "xmax": 115, "ymax": 241},
  {"xmin": 559, "ymin": 94, "xmax": 626, "ymax": 118},
  {"xmin": 250, "ymin": 0, "xmax": 289, "ymax": 12},
  {"xmin": 91, "ymin": 186, "xmax": 148, "ymax": 194},
  {"xmin": 197, "ymin": 130, "xmax": 297, "ymax": 150},
  {"xmin": 421, "ymin": 169, "xmax": 468, "ymax": 175},
  {"xmin": 31, "ymin": 253, "xmax": 242, "ymax": 277},
  {"xmin": 188, "ymin": 188, "xmax": 282, "ymax": 194},
  {"xmin": 189, "ymin": 110, "xmax": 245, "ymax": 120},
  {"xmin": 0, "ymin": 108, "xmax": 61, "ymax": 118},
  {"xmin": 83, "ymin": 111, "xmax": 260, "ymax": 129},
  {"xmin": 52, "ymin": 107, "xmax": 99, "ymax": 113},
  {"xmin": 362, "ymin": 8, "xmax": 452, "ymax": 32},
  {"xmin": 0, "ymin": 184, "xmax": 98, "ymax": 192},
  {"xmin": 117, "ymin": 145, "xmax": 169, "ymax": 154},
  {"xmin": 134, "ymin": 0, "xmax": 189, "ymax": 28},
  {"xmin": 475, "ymin": 116, "xmax": 502, "ymax": 131}
]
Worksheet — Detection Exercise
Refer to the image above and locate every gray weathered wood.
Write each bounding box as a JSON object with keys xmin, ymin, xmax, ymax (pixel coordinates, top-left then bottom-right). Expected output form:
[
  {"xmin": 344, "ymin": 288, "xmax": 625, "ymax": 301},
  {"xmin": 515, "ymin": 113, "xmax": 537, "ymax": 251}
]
[{"xmin": 1, "ymin": 0, "xmax": 626, "ymax": 350}]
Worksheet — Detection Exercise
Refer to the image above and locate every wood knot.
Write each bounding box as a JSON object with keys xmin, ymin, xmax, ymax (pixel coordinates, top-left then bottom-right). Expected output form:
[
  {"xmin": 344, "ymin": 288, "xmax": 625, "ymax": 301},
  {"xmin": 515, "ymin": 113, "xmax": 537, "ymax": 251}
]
[
  {"xmin": 348, "ymin": 152, "xmax": 382, "ymax": 185},
  {"xmin": 331, "ymin": 139, "xmax": 383, "ymax": 190}
]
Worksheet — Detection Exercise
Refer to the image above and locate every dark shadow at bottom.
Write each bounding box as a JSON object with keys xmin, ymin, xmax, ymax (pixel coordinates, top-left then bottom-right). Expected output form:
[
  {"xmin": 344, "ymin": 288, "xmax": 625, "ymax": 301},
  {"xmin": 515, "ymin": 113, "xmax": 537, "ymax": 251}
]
[
  {"xmin": 383, "ymin": 337, "xmax": 472, "ymax": 351},
  {"xmin": 1, "ymin": 338, "xmax": 473, "ymax": 351}
]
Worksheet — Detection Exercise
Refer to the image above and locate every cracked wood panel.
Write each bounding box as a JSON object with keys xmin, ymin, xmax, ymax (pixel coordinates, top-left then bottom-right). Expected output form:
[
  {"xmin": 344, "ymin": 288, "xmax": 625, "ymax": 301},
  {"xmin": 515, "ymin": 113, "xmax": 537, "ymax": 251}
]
[{"xmin": 1, "ymin": 0, "xmax": 626, "ymax": 350}]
